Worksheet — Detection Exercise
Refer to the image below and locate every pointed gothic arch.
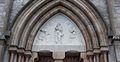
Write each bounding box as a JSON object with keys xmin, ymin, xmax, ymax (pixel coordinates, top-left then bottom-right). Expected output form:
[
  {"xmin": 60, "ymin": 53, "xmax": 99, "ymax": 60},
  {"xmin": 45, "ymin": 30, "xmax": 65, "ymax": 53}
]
[{"xmin": 9, "ymin": 0, "xmax": 109, "ymax": 62}]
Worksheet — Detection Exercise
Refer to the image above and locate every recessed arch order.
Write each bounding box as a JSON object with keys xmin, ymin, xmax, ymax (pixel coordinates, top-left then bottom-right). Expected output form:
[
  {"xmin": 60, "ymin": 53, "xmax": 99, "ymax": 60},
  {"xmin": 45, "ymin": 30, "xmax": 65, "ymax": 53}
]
[{"xmin": 10, "ymin": 0, "xmax": 108, "ymax": 55}]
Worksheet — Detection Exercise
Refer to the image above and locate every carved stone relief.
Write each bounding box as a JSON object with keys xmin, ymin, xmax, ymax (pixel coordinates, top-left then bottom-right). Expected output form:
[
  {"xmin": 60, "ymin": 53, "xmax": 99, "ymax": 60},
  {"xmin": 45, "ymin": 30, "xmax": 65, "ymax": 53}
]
[{"xmin": 32, "ymin": 13, "xmax": 86, "ymax": 52}]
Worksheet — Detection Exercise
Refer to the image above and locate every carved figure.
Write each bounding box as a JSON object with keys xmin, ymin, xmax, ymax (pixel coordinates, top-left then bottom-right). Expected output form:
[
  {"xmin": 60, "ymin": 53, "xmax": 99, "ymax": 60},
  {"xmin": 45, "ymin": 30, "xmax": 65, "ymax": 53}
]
[{"xmin": 54, "ymin": 23, "xmax": 64, "ymax": 44}]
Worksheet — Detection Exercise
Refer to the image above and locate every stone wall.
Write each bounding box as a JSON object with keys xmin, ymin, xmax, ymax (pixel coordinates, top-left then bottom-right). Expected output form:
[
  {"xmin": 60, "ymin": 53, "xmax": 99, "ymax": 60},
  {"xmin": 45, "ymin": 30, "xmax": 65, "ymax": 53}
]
[
  {"xmin": 113, "ymin": 0, "xmax": 120, "ymax": 35},
  {"xmin": 9, "ymin": 0, "xmax": 29, "ymax": 26},
  {"xmin": 0, "ymin": 0, "xmax": 6, "ymax": 33},
  {"xmin": 90, "ymin": 0, "xmax": 110, "ymax": 30},
  {"xmin": 0, "ymin": 0, "xmax": 120, "ymax": 62},
  {"xmin": 9, "ymin": 0, "xmax": 110, "ymax": 30},
  {"xmin": 113, "ymin": 0, "xmax": 120, "ymax": 62}
]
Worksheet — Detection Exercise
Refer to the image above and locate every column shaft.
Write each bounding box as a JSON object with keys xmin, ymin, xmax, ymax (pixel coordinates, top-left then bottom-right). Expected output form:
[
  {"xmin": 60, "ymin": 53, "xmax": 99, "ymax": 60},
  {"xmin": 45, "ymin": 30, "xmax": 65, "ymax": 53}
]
[
  {"xmin": 25, "ymin": 56, "xmax": 29, "ymax": 62},
  {"xmin": 18, "ymin": 54, "xmax": 22, "ymax": 62},
  {"xmin": 14, "ymin": 54, "xmax": 17, "ymax": 62},
  {"xmin": 10, "ymin": 53, "xmax": 14, "ymax": 62},
  {"xmin": 88, "ymin": 56, "xmax": 93, "ymax": 62},
  {"xmin": 100, "ymin": 52, "xmax": 108, "ymax": 62},
  {"xmin": 22, "ymin": 56, "xmax": 25, "ymax": 62},
  {"xmin": 103, "ymin": 53, "xmax": 108, "ymax": 62}
]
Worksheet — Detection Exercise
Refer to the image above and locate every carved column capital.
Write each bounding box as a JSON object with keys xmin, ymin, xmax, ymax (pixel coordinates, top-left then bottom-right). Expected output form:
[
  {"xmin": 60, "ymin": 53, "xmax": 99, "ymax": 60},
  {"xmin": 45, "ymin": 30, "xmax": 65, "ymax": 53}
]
[
  {"xmin": 87, "ymin": 50, "xmax": 93, "ymax": 56},
  {"xmin": 100, "ymin": 51, "xmax": 109, "ymax": 62},
  {"xmin": 24, "ymin": 50, "xmax": 32, "ymax": 57},
  {"xmin": 24, "ymin": 50, "xmax": 32, "ymax": 62},
  {"xmin": 9, "ymin": 46, "xmax": 18, "ymax": 62},
  {"xmin": 9, "ymin": 46, "xmax": 18, "ymax": 53},
  {"xmin": 17, "ymin": 48, "xmax": 25, "ymax": 55},
  {"xmin": 100, "ymin": 46, "xmax": 109, "ymax": 52},
  {"xmin": 93, "ymin": 48, "xmax": 101, "ymax": 54}
]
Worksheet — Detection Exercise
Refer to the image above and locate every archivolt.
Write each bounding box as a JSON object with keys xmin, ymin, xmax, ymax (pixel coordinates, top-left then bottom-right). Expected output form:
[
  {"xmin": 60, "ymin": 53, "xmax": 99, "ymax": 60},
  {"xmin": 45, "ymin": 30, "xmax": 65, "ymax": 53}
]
[{"xmin": 10, "ymin": 0, "xmax": 108, "ymax": 53}]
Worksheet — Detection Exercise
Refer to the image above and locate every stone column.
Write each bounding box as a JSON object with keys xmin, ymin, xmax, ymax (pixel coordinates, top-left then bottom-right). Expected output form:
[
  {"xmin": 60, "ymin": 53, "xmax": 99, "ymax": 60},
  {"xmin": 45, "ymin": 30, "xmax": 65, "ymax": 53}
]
[
  {"xmin": 25, "ymin": 56, "xmax": 29, "ymax": 62},
  {"xmin": 101, "ymin": 52, "xmax": 108, "ymax": 62},
  {"xmin": 9, "ymin": 52, "xmax": 14, "ymax": 62},
  {"xmin": 100, "ymin": 47, "xmax": 109, "ymax": 62},
  {"xmin": 100, "ymin": 52, "xmax": 108, "ymax": 62},
  {"xmin": 106, "ymin": 0, "xmax": 115, "ymax": 35},
  {"xmin": 22, "ymin": 55, "xmax": 25, "ymax": 62},
  {"xmin": 87, "ymin": 51, "xmax": 93, "ymax": 62},
  {"xmin": 25, "ymin": 51, "xmax": 31, "ymax": 62},
  {"xmin": 94, "ymin": 49, "xmax": 101, "ymax": 62},
  {"xmin": 17, "ymin": 53, "xmax": 25, "ymax": 62},
  {"xmin": 9, "ymin": 46, "xmax": 17, "ymax": 62},
  {"xmin": 0, "ymin": 39, "xmax": 5, "ymax": 62},
  {"xmin": 17, "ymin": 48, "xmax": 25, "ymax": 62},
  {"xmin": 30, "ymin": 52, "xmax": 38, "ymax": 62},
  {"xmin": 0, "ymin": 0, "xmax": 13, "ymax": 61},
  {"xmin": 113, "ymin": 37, "xmax": 120, "ymax": 62},
  {"xmin": 13, "ymin": 53, "xmax": 17, "ymax": 62},
  {"xmin": 100, "ymin": 53, "xmax": 104, "ymax": 62},
  {"xmin": 53, "ymin": 52, "xmax": 65, "ymax": 62},
  {"xmin": 93, "ymin": 53, "xmax": 100, "ymax": 62},
  {"xmin": 18, "ymin": 54, "xmax": 22, "ymax": 62},
  {"xmin": 96, "ymin": 54, "xmax": 100, "ymax": 62},
  {"xmin": 81, "ymin": 52, "xmax": 89, "ymax": 62}
]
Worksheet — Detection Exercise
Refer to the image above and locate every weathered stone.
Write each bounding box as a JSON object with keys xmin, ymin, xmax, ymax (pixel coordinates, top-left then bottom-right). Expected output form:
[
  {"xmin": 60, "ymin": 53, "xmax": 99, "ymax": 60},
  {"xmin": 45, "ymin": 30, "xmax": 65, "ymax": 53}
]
[
  {"xmin": 0, "ymin": 0, "xmax": 120, "ymax": 62},
  {"xmin": 90, "ymin": 0, "xmax": 110, "ymax": 28},
  {"xmin": 113, "ymin": 0, "xmax": 120, "ymax": 35},
  {"xmin": 9, "ymin": 0, "xmax": 29, "ymax": 24}
]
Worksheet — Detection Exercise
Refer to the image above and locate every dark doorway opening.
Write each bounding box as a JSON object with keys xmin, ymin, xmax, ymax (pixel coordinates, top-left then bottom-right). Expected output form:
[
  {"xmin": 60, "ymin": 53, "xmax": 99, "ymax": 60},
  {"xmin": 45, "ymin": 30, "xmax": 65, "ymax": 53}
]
[
  {"xmin": 35, "ymin": 51, "xmax": 54, "ymax": 62},
  {"xmin": 64, "ymin": 51, "xmax": 83, "ymax": 62}
]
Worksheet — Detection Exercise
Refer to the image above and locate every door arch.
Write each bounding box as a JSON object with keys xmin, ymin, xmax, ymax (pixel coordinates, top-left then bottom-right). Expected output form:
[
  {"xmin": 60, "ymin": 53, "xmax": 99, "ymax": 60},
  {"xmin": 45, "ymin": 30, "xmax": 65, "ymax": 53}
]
[{"xmin": 8, "ymin": 0, "xmax": 109, "ymax": 62}]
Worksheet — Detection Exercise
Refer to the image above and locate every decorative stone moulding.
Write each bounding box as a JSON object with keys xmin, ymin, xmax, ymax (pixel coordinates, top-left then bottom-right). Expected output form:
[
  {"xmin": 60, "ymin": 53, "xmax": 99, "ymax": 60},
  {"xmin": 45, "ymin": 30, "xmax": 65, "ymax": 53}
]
[{"xmin": 8, "ymin": 0, "xmax": 109, "ymax": 62}]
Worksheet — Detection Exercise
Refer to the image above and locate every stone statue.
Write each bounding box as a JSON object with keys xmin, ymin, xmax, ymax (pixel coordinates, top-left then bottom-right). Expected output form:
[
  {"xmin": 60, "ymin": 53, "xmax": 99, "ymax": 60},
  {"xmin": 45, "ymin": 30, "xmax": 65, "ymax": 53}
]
[{"xmin": 54, "ymin": 23, "xmax": 64, "ymax": 44}]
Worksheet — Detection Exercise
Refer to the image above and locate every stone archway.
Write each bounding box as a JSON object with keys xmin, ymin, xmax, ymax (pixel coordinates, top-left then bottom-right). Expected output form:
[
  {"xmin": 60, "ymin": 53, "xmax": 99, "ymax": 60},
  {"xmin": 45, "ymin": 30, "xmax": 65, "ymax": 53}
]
[
  {"xmin": 32, "ymin": 13, "xmax": 86, "ymax": 62},
  {"xmin": 8, "ymin": 0, "xmax": 109, "ymax": 62}
]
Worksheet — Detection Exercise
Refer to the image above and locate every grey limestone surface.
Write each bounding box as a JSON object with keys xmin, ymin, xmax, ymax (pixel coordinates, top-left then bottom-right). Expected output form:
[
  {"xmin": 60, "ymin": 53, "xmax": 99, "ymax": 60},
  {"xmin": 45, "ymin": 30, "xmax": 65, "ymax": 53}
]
[
  {"xmin": 9, "ymin": 0, "xmax": 29, "ymax": 25},
  {"xmin": 113, "ymin": 0, "xmax": 120, "ymax": 35},
  {"xmin": 0, "ymin": 0, "xmax": 5, "ymax": 32},
  {"xmin": 90, "ymin": 0, "xmax": 110, "ymax": 28},
  {"xmin": 0, "ymin": 0, "xmax": 120, "ymax": 62}
]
